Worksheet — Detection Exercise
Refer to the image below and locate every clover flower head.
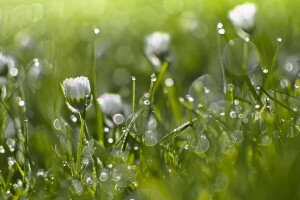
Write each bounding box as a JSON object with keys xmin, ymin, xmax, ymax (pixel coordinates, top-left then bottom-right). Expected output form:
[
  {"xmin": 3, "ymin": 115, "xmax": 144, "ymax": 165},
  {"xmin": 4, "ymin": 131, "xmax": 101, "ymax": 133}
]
[
  {"xmin": 144, "ymin": 32, "xmax": 171, "ymax": 68},
  {"xmin": 61, "ymin": 76, "xmax": 92, "ymax": 113},
  {"xmin": 228, "ymin": 3, "xmax": 257, "ymax": 33}
]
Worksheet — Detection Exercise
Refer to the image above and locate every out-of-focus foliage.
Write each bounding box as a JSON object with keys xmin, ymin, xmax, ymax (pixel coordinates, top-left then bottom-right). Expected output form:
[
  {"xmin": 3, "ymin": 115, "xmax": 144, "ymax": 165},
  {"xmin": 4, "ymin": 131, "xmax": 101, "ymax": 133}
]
[{"xmin": 1, "ymin": 0, "xmax": 300, "ymax": 199}]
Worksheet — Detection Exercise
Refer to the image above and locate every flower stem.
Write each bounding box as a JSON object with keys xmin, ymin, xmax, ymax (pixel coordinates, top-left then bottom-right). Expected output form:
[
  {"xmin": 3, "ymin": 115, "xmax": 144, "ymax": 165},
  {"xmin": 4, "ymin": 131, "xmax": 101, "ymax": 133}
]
[{"xmin": 76, "ymin": 113, "xmax": 85, "ymax": 175}]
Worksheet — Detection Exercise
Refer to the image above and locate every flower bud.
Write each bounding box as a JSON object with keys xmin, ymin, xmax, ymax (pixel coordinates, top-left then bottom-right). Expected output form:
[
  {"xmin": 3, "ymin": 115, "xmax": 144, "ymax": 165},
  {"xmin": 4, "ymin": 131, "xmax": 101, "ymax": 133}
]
[
  {"xmin": 97, "ymin": 93, "xmax": 124, "ymax": 116},
  {"xmin": 228, "ymin": 3, "xmax": 257, "ymax": 37},
  {"xmin": 61, "ymin": 76, "xmax": 92, "ymax": 113},
  {"xmin": 144, "ymin": 32, "xmax": 171, "ymax": 68}
]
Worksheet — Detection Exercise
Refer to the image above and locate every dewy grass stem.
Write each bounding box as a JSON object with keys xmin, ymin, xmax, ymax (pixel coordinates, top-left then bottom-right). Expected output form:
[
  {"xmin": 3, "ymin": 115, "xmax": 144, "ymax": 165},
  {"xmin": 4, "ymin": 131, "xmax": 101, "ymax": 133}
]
[
  {"xmin": 153, "ymin": 62, "xmax": 169, "ymax": 95},
  {"xmin": 91, "ymin": 30, "xmax": 104, "ymax": 147}
]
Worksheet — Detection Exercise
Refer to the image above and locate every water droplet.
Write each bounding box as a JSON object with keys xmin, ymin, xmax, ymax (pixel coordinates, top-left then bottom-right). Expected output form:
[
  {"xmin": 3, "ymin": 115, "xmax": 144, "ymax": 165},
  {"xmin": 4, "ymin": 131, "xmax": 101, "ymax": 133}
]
[
  {"xmin": 9, "ymin": 68, "xmax": 18, "ymax": 77},
  {"xmin": 104, "ymin": 127, "xmax": 110, "ymax": 133},
  {"xmin": 17, "ymin": 179, "xmax": 22, "ymax": 187},
  {"xmin": 217, "ymin": 22, "xmax": 223, "ymax": 29},
  {"xmin": 227, "ymin": 84, "xmax": 234, "ymax": 91},
  {"xmin": 53, "ymin": 119, "xmax": 62, "ymax": 130},
  {"xmin": 112, "ymin": 168, "xmax": 122, "ymax": 182},
  {"xmin": 165, "ymin": 78, "xmax": 174, "ymax": 87},
  {"xmin": 245, "ymin": 37, "xmax": 250, "ymax": 42},
  {"xmin": 113, "ymin": 113, "xmax": 124, "ymax": 125},
  {"xmin": 7, "ymin": 157, "xmax": 15, "ymax": 167},
  {"xmin": 179, "ymin": 97, "xmax": 184, "ymax": 102},
  {"xmin": 108, "ymin": 138, "xmax": 114, "ymax": 144},
  {"xmin": 261, "ymin": 135, "xmax": 272, "ymax": 146},
  {"xmin": 231, "ymin": 130, "xmax": 244, "ymax": 143},
  {"xmin": 186, "ymin": 95, "xmax": 194, "ymax": 102},
  {"xmin": 277, "ymin": 37, "xmax": 282, "ymax": 42},
  {"xmin": 218, "ymin": 28, "xmax": 225, "ymax": 35},
  {"xmin": 254, "ymin": 104, "xmax": 260, "ymax": 109},
  {"xmin": 94, "ymin": 28, "xmax": 100, "ymax": 35},
  {"xmin": 144, "ymin": 93, "xmax": 150, "ymax": 98},
  {"xmin": 213, "ymin": 173, "xmax": 228, "ymax": 192},
  {"xmin": 83, "ymin": 146, "xmax": 94, "ymax": 157},
  {"xmin": 86, "ymin": 177, "xmax": 93, "ymax": 185},
  {"xmin": 100, "ymin": 171, "xmax": 109, "ymax": 182},
  {"xmin": 280, "ymin": 78, "xmax": 289, "ymax": 88},
  {"xmin": 0, "ymin": 146, "xmax": 5, "ymax": 154},
  {"xmin": 18, "ymin": 100, "xmax": 25, "ymax": 107},
  {"xmin": 262, "ymin": 68, "xmax": 269, "ymax": 73},
  {"xmin": 131, "ymin": 76, "xmax": 136, "ymax": 81},
  {"xmin": 72, "ymin": 179, "xmax": 83, "ymax": 194},
  {"xmin": 234, "ymin": 99, "xmax": 239, "ymax": 105},
  {"xmin": 143, "ymin": 100, "xmax": 150, "ymax": 105},
  {"xmin": 144, "ymin": 130, "xmax": 158, "ymax": 146},
  {"xmin": 6, "ymin": 138, "xmax": 15, "ymax": 147},
  {"xmin": 70, "ymin": 115, "xmax": 77, "ymax": 122},
  {"xmin": 150, "ymin": 73, "xmax": 157, "ymax": 82},
  {"xmin": 189, "ymin": 74, "xmax": 224, "ymax": 107},
  {"xmin": 133, "ymin": 145, "xmax": 139, "ymax": 151},
  {"xmin": 195, "ymin": 135, "xmax": 209, "ymax": 153},
  {"xmin": 229, "ymin": 111, "xmax": 237, "ymax": 118},
  {"xmin": 108, "ymin": 164, "xmax": 113, "ymax": 168}
]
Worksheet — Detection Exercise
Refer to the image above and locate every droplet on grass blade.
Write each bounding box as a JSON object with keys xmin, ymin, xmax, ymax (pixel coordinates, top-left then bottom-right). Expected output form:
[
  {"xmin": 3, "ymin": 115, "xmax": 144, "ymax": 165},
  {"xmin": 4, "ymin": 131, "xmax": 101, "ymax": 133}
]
[
  {"xmin": 261, "ymin": 135, "xmax": 272, "ymax": 146},
  {"xmin": 72, "ymin": 179, "xmax": 83, "ymax": 195},
  {"xmin": 230, "ymin": 130, "xmax": 244, "ymax": 143},
  {"xmin": 189, "ymin": 74, "xmax": 224, "ymax": 107}
]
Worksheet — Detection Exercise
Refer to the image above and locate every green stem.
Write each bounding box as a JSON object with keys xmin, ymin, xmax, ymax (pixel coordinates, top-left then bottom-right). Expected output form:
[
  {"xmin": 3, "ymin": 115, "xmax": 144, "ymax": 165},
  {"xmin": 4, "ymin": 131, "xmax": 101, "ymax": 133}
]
[
  {"xmin": 242, "ymin": 40, "xmax": 262, "ymax": 104},
  {"xmin": 91, "ymin": 32, "xmax": 104, "ymax": 147},
  {"xmin": 153, "ymin": 62, "xmax": 169, "ymax": 95},
  {"xmin": 76, "ymin": 113, "xmax": 86, "ymax": 175}
]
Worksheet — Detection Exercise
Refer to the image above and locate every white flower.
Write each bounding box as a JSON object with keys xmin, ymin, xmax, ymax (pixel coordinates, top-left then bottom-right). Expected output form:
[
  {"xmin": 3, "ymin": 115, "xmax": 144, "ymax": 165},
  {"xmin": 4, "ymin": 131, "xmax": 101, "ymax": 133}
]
[
  {"xmin": 61, "ymin": 76, "xmax": 91, "ymax": 113},
  {"xmin": 144, "ymin": 32, "xmax": 171, "ymax": 68},
  {"xmin": 228, "ymin": 3, "xmax": 257, "ymax": 33},
  {"xmin": 97, "ymin": 93, "xmax": 123, "ymax": 116}
]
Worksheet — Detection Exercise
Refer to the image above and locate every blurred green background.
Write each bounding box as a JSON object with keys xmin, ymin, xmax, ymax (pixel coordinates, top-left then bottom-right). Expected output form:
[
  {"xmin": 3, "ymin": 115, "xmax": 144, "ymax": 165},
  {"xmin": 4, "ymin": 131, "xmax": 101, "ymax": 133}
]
[{"xmin": 1, "ymin": 0, "xmax": 300, "ymax": 199}]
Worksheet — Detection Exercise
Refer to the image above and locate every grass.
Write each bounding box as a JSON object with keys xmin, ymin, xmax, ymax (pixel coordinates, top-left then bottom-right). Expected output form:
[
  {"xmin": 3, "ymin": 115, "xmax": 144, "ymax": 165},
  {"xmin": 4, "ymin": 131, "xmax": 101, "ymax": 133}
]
[{"xmin": 1, "ymin": 0, "xmax": 300, "ymax": 199}]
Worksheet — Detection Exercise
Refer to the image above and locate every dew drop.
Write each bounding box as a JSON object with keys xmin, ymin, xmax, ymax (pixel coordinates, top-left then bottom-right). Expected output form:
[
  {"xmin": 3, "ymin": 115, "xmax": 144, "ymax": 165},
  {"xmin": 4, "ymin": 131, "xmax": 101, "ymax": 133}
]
[
  {"xmin": 143, "ymin": 100, "xmax": 150, "ymax": 105},
  {"xmin": 18, "ymin": 100, "xmax": 25, "ymax": 107},
  {"xmin": 83, "ymin": 146, "xmax": 94, "ymax": 158},
  {"xmin": 218, "ymin": 28, "xmax": 225, "ymax": 35},
  {"xmin": 72, "ymin": 179, "xmax": 83, "ymax": 194},
  {"xmin": 144, "ymin": 130, "xmax": 158, "ymax": 146},
  {"xmin": 254, "ymin": 104, "xmax": 260, "ymax": 109},
  {"xmin": 94, "ymin": 28, "xmax": 100, "ymax": 35},
  {"xmin": 113, "ymin": 113, "xmax": 124, "ymax": 125},
  {"xmin": 165, "ymin": 78, "xmax": 174, "ymax": 87},
  {"xmin": 261, "ymin": 135, "xmax": 272, "ymax": 146},
  {"xmin": 7, "ymin": 157, "xmax": 15, "ymax": 167},
  {"xmin": 0, "ymin": 146, "xmax": 5, "ymax": 154},
  {"xmin": 100, "ymin": 172, "xmax": 108, "ymax": 182},
  {"xmin": 262, "ymin": 68, "xmax": 269, "ymax": 74},
  {"xmin": 150, "ymin": 73, "xmax": 157, "ymax": 82},
  {"xmin": 104, "ymin": 127, "xmax": 110, "ymax": 133},
  {"xmin": 131, "ymin": 76, "xmax": 136, "ymax": 81},
  {"xmin": 277, "ymin": 37, "xmax": 282, "ymax": 42},
  {"xmin": 53, "ymin": 119, "xmax": 62, "ymax": 130},
  {"xmin": 195, "ymin": 134, "xmax": 209, "ymax": 153},
  {"xmin": 229, "ymin": 111, "xmax": 237, "ymax": 118},
  {"xmin": 9, "ymin": 68, "xmax": 18, "ymax": 77},
  {"xmin": 233, "ymin": 99, "xmax": 239, "ymax": 105},
  {"xmin": 231, "ymin": 130, "xmax": 244, "ymax": 143},
  {"xmin": 70, "ymin": 115, "xmax": 77, "ymax": 122},
  {"xmin": 108, "ymin": 138, "xmax": 114, "ymax": 144},
  {"xmin": 217, "ymin": 22, "xmax": 223, "ymax": 29}
]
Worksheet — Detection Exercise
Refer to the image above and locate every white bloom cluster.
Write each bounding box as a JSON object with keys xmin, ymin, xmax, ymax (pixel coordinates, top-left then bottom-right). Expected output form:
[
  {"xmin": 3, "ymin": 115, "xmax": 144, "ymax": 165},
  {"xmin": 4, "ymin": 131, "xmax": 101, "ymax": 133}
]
[
  {"xmin": 62, "ymin": 76, "xmax": 91, "ymax": 112},
  {"xmin": 228, "ymin": 3, "xmax": 257, "ymax": 34},
  {"xmin": 144, "ymin": 32, "xmax": 171, "ymax": 68}
]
